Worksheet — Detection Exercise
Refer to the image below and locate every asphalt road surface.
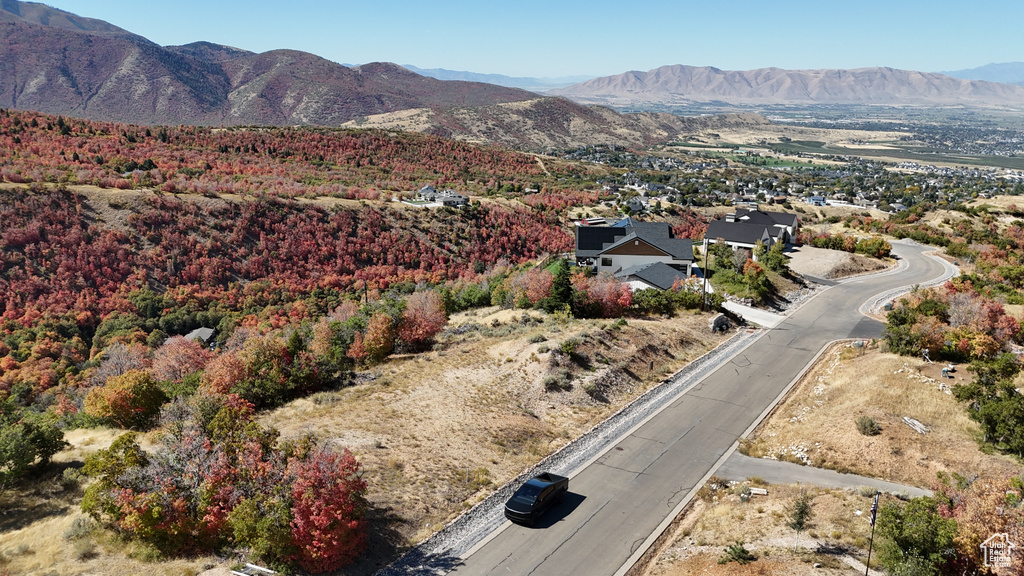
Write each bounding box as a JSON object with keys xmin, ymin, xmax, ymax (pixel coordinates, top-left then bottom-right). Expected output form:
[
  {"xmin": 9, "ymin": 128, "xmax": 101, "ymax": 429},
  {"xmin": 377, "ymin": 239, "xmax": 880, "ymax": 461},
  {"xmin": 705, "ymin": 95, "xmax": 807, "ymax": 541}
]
[{"xmin": 450, "ymin": 242, "xmax": 950, "ymax": 576}]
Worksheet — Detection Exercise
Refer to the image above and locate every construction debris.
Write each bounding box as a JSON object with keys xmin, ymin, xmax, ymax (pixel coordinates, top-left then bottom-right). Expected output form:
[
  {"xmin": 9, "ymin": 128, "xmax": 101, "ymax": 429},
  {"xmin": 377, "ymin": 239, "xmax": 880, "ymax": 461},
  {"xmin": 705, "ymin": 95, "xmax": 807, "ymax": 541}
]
[{"xmin": 903, "ymin": 416, "xmax": 930, "ymax": 434}]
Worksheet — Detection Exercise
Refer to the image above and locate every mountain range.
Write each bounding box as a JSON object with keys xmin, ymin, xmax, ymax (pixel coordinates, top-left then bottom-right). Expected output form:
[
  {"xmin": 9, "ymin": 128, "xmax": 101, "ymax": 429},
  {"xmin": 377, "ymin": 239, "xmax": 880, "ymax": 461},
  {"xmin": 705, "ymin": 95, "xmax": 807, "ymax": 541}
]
[
  {"xmin": 0, "ymin": 1, "xmax": 536, "ymax": 126},
  {"xmin": 549, "ymin": 64, "xmax": 1024, "ymax": 107},
  {"xmin": 2, "ymin": 0, "xmax": 1024, "ymax": 151},
  {"xmin": 942, "ymin": 62, "xmax": 1024, "ymax": 87}
]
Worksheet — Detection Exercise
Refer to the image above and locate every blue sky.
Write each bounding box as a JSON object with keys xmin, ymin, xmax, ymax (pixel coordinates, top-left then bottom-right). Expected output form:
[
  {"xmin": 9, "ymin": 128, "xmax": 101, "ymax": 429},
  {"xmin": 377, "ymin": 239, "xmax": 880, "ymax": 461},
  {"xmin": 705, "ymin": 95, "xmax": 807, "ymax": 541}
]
[{"xmin": 43, "ymin": 0, "xmax": 1024, "ymax": 78}]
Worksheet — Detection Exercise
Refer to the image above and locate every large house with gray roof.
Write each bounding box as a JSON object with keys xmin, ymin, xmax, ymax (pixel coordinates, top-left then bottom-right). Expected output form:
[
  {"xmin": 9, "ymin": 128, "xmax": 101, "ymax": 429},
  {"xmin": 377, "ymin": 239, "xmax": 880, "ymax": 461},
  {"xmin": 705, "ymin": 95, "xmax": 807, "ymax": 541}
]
[
  {"xmin": 413, "ymin": 185, "xmax": 469, "ymax": 207},
  {"xmin": 702, "ymin": 208, "xmax": 800, "ymax": 258},
  {"xmin": 575, "ymin": 218, "xmax": 694, "ymax": 281},
  {"xmin": 614, "ymin": 262, "xmax": 691, "ymax": 291}
]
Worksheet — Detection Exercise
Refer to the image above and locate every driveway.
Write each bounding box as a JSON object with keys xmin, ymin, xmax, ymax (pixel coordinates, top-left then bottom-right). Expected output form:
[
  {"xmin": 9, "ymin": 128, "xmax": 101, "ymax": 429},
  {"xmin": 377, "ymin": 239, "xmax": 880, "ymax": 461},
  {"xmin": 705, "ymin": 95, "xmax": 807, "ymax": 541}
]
[{"xmin": 716, "ymin": 452, "xmax": 932, "ymax": 498}]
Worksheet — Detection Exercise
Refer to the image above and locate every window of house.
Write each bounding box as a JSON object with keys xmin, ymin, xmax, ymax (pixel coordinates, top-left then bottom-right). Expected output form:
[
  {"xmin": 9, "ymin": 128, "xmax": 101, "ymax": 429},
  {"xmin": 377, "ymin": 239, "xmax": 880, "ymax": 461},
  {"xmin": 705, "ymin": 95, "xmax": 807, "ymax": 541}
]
[{"xmin": 601, "ymin": 257, "xmax": 612, "ymax": 267}]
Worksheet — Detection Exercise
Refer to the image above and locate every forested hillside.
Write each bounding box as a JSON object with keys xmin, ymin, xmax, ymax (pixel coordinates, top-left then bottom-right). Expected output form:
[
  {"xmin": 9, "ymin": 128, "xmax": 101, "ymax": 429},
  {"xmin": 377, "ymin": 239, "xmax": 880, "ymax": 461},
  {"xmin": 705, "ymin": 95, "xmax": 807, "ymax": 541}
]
[
  {"xmin": 0, "ymin": 108, "xmax": 729, "ymax": 571},
  {"xmin": 0, "ymin": 110, "xmax": 604, "ymax": 398},
  {"xmin": 0, "ymin": 109, "xmax": 567, "ymax": 194}
]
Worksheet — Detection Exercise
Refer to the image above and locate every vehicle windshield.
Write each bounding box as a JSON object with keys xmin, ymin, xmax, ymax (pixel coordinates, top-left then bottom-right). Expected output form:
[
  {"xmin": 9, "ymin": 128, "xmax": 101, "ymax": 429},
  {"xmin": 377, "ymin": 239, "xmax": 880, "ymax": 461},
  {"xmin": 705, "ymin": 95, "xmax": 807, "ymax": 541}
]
[{"xmin": 509, "ymin": 482, "xmax": 543, "ymax": 505}]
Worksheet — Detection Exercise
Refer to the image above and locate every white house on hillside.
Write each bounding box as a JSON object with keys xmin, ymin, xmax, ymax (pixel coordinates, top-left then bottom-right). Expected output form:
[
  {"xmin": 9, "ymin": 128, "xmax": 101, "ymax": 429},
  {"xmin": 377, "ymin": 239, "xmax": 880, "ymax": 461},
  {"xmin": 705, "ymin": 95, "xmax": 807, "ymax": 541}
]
[{"xmin": 414, "ymin": 185, "xmax": 469, "ymax": 207}]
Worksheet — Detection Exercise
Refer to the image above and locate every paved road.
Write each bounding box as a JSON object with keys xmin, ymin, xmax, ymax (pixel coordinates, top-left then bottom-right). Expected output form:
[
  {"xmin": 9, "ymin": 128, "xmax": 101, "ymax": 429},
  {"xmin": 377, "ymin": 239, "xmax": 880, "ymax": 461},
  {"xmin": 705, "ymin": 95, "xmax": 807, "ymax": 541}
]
[
  {"xmin": 449, "ymin": 242, "xmax": 950, "ymax": 576},
  {"xmin": 717, "ymin": 452, "xmax": 932, "ymax": 498}
]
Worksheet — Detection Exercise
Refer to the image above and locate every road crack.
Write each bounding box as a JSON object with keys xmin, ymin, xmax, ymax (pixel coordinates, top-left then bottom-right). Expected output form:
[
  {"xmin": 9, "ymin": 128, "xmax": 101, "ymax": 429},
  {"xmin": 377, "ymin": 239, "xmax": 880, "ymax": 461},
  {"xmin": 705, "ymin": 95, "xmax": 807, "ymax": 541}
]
[{"xmin": 522, "ymin": 500, "xmax": 612, "ymax": 576}]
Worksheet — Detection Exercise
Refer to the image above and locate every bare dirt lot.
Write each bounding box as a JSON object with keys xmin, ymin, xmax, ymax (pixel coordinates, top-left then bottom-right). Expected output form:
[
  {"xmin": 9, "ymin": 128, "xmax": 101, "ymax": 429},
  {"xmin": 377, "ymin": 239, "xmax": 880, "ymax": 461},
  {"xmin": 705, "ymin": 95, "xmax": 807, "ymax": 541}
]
[
  {"xmin": 645, "ymin": 483, "xmax": 877, "ymax": 576},
  {"xmin": 785, "ymin": 245, "xmax": 889, "ymax": 280},
  {"xmin": 741, "ymin": 343, "xmax": 1020, "ymax": 488}
]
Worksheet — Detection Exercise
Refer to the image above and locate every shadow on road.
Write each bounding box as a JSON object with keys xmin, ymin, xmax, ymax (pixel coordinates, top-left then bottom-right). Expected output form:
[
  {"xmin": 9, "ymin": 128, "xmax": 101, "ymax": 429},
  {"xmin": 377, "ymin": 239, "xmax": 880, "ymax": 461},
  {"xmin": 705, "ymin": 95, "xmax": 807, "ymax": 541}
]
[{"xmin": 517, "ymin": 492, "xmax": 587, "ymax": 530}]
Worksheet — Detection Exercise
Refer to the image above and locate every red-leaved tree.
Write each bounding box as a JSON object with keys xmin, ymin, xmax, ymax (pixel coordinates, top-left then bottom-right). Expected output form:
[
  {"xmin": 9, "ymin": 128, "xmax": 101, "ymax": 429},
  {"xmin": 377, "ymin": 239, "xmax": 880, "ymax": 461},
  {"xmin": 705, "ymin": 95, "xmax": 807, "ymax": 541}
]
[
  {"xmin": 288, "ymin": 447, "xmax": 367, "ymax": 573},
  {"xmin": 200, "ymin": 350, "xmax": 246, "ymax": 395},
  {"xmin": 398, "ymin": 291, "xmax": 447, "ymax": 350},
  {"xmin": 572, "ymin": 274, "xmax": 633, "ymax": 318},
  {"xmin": 151, "ymin": 336, "xmax": 214, "ymax": 382}
]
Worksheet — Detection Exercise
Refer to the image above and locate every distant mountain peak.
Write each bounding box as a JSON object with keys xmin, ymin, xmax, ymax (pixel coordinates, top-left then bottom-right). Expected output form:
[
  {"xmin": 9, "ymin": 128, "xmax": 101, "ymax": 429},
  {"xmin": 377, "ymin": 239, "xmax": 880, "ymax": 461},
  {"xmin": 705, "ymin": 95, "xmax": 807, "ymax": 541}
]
[
  {"xmin": 943, "ymin": 62, "xmax": 1024, "ymax": 86},
  {"xmin": 551, "ymin": 64, "xmax": 1024, "ymax": 107},
  {"xmin": 0, "ymin": 2, "xmax": 538, "ymax": 127}
]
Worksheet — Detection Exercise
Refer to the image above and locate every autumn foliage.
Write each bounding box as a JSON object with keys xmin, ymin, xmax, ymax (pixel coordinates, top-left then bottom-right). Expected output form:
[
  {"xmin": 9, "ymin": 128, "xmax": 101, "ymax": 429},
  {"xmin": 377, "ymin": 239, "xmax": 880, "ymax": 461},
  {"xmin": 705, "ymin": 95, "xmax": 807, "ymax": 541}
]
[
  {"xmin": 397, "ymin": 291, "xmax": 448, "ymax": 350},
  {"xmin": 288, "ymin": 447, "xmax": 367, "ymax": 572},
  {"xmin": 934, "ymin": 474, "xmax": 1024, "ymax": 575},
  {"xmin": 151, "ymin": 336, "xmax": 214, "ymax": 382},
  {"xmin": 885, "ymin": 282, "xmax": 1022, "ymax": 361},
  {"xmin": 84, "ymin": 369, "xmax": 168, "ymax": 429},
  {"xmin": 0, "ymin": 109, "xmax": 550, "ymax": 198},
  {"xmin": 572, "ymin": 274, "xmax": 633, "ymax": 318},
  {"xmin": 82, "ymin": 393, "xmax": 367, "ymax": 572}
]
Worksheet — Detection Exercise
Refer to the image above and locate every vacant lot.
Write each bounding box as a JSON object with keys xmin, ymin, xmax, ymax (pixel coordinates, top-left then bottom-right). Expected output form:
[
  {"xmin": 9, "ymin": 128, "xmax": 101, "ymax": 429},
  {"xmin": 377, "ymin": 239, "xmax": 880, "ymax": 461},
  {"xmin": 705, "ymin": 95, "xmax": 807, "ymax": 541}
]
[
  {"xmin": 786, "ymin": 245, "xmax": 888, "ymax": 280},
  {"xmin": 646, "ymin": 482, "xmax": 876, "ymax": 576},
  {"xmin": 645, "ymin": 341, "xmax": 1022, "ymax": 576},
  {"xmin": 742, "ymin": 343, "xmax": 1020, "ymax": 488},
  {"xmin": 262, "ymin": 307, "xmax": 729, "ymax": 572},
  {"xmin": 0, "ymin": 307, "xmax": 729, "ymax": 575}
]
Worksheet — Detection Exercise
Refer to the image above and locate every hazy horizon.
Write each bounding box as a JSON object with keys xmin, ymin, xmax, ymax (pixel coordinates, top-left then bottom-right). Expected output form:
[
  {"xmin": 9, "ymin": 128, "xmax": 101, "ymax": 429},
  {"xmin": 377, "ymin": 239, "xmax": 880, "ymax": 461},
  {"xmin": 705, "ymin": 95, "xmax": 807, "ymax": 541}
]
[{"xmin": 32, "ymin": 0, "xmax": 1024, "ymax": 79}]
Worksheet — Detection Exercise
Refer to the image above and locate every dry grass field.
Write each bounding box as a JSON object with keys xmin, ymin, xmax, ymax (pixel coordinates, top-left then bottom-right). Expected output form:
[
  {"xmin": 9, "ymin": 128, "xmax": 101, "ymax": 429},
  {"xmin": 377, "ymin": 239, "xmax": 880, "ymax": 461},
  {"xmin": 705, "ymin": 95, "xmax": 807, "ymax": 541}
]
[
  {"xmin": 741, "ymin": 343, "xmax": 1020, "ymax": 488},
  {"xmin": 646, "ymin": 483, "xmax": 877, "ymax": 576},
  {"xmin": 262, "ymin": 306, "xmax": 729, "ymax": 570}
]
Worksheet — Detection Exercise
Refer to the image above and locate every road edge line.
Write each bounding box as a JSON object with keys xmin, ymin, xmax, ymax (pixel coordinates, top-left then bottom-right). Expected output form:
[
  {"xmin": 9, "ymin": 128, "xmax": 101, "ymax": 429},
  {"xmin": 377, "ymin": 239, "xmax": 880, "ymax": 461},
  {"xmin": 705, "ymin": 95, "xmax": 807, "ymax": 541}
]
[
  {"xmin": 458, "ymin": 328, "xmax": 767, "ymax": 561},
  {"xmin": 613, "ymin": 338, "xmax": 840, "ymax": 576}
]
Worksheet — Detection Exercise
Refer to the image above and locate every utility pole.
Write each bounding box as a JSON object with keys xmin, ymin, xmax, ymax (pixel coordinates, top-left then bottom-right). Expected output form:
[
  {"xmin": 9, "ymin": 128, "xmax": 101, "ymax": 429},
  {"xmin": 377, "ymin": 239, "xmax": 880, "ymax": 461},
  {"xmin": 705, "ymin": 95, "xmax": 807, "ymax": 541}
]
[
  {"xmin": 864, "ymin": 491, "xmax": 880, "ymax": 576},
  {"xmin": 701, "ymin": 242, "xmax": 710, "ymax": 311}
]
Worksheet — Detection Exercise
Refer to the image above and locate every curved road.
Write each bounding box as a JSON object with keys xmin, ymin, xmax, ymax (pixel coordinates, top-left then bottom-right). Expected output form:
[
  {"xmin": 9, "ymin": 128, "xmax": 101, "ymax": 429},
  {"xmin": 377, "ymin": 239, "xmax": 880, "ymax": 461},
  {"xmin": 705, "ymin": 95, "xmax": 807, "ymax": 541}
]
[{"xmin": 449, "ymin": 242, "xmax": 951, "ymax": 576}]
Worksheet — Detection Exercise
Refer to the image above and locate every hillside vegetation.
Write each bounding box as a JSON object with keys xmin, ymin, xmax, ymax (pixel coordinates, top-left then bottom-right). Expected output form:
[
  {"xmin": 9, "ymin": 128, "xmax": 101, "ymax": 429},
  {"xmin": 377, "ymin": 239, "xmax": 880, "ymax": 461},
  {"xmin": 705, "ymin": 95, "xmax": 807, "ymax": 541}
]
[{"xmin": 0, "ymin": 110, "xmax": 728, "ymax": 572}]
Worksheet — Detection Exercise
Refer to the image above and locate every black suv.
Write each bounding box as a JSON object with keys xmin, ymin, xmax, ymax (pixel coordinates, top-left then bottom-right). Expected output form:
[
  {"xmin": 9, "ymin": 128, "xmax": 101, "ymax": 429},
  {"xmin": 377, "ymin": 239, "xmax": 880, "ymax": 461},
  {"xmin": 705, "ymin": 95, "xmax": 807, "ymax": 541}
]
[{"xmin": 504, "ymin": 472, "xmax": 569, "ymax": 526}]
